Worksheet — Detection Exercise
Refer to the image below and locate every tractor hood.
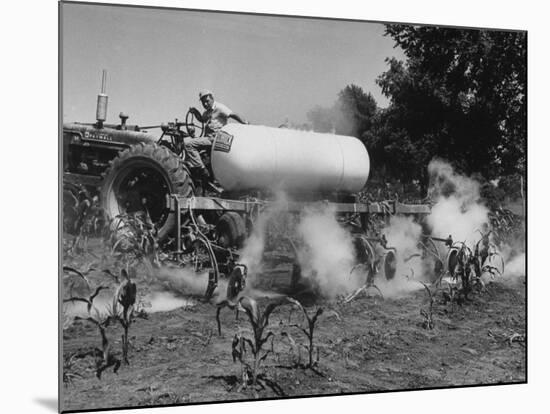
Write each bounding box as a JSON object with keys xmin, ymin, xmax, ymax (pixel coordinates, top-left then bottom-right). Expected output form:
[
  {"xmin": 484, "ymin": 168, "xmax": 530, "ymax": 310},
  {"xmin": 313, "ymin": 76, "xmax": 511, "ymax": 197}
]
[{"xmin": 63, "ymin": 122, "xmax": 157, "ymax": 147}]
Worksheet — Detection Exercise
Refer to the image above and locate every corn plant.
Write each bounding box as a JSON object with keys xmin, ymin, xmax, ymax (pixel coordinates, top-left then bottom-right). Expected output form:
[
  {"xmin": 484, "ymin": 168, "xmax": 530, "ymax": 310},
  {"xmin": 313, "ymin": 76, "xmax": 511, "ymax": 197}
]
[
  {"xmin": 62, "ymin": 264, "xmax": 96, "ymax": 293},
  {"xmin": 442, "ymin": 282, "xmax": 463, "ymax": 312},
  {"xmin": 218, "ymin": 296, "xmax": 287, "ymax": 387},
  {"xmin": 230, "ymin": 332, "xmax": 251, "ymax": 386},
  {"xmin": 285, "ymin": 298, "xmax": 323, "ymax": 369},
  {"xmin": 63, "ymin": 280, "xmax": 122, "ymax": 379},
  {"xmin": 64, "ymin": 285, "xmax": 110, "ymax": 313},
  {"xmin": 419, "ymin": 281, "xmax": 435, "ymax": 330},
  {"xmin": 112, "ymin": 268, "xmax": 137, "ymax": 365},
  {"xmin": 73, "ymin": 311, "xmax": 121, "ymax": 379},
  {"xmin": 64, "ymin": 187, "xmax": 108, "ymax": 256},
  {"xmin": 447, "ymin": 229, "xmax": 505, "ymax": 296},
  {"xmin": 109, "ymin": 212, "xmax": 159, "ymax": 277},
  {"xmin": 63, "ymin": 354, "xmax": 83, "ymax": 386},
  {"xmin": 344, "ymin": 236, "xmax": 383, "ymax": 303},
  {"xmin": 489, "ymin": 207, "xmax": 524, "ymax": 244}
]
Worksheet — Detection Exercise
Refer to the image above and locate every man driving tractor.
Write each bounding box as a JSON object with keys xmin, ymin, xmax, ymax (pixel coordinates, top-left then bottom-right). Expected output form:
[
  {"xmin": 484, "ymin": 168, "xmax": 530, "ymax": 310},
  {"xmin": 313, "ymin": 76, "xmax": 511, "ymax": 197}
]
[{"xmin": 185, "ymin": 90, "xmax": 248, "ymax": 181}]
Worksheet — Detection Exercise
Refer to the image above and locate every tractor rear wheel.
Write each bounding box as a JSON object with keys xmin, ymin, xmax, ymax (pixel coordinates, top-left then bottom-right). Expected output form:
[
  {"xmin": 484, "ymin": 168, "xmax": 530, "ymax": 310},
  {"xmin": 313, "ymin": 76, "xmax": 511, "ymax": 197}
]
[{"xmin": 100, "ymin": 143, "xmax": 194, "ymax": 242}]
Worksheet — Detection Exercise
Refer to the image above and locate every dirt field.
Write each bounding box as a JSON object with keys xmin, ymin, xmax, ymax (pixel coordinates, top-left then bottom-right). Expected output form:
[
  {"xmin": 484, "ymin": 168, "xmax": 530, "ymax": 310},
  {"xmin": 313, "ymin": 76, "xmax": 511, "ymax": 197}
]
[{"xmin": 61, "ymin": 237, "xmax": 526, "ymax": 412}]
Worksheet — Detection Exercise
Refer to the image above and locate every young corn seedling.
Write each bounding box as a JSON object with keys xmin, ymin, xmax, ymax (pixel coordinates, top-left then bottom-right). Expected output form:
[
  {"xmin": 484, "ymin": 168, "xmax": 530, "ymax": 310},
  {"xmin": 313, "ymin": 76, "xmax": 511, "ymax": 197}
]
[
  {"xmin": 419, "ymin": 281, "xmax": 435, "ymax": 330},
  {"xmin": 64, "ymin": 285, "xmax": 110, "ymax": 314},
  {"xmin": 442, "ymin": 282, "xmax": 461, "ymax": 312},
  {"xmin": 344, "ymin": 236, "xmax": 383, "ymax": 303},
  {"xmin": 66, "ymin": 191, "xmax": 107, "ymax": 256},
  {"xmin": 63, "ymin": 354, "xmax": 83, "ymax": 386},
  {"xmin": 112, "ymin": 268, "xmax": 137, "ymax": 365},
  {"xmin": 74, "ymin": 311, "xmax": 121, "ymax": 379},
  {"xmin": 285, "ymin": 298, "xmax": 324, "ymax": 369},
  {"xmin": 64, "ymin": 282, "xmax": 121, "ymax": 379},
  {"xmin": 109, "ymin": 212, "xmax": 159, "ymax": 277},
  {"xmin": 62, "ymin": 264, "xmax": 97, "ymax": 292},
  {"xmin": 489, "ymin": 207, "xmax": 524, "ymax": 244},
  {"xmin": 231, "ymin": 332, "xmax": 250, "ymax": 386},
  {"xmin": 221, "ymin": 296, "xmax": 287, "ymax": 388}
]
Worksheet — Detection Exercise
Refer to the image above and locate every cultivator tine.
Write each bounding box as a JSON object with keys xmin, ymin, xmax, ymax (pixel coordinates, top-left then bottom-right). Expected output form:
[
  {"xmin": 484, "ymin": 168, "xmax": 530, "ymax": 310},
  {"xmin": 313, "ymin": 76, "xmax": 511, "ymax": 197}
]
[
  {"xmin": 344, "ymin": 283, "xmax": 384, "ymax": 303},
  {"xmin": 367, "ymin": 284, "xmax": 384, "ymax": 299},
  {"xmin": 344, "ymin": 286, "xmax": 365, "ymax": 303}
]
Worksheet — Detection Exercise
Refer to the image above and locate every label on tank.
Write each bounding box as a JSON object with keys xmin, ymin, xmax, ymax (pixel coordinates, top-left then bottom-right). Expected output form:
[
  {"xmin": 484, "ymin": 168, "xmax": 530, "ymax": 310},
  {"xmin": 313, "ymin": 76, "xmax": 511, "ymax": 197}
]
[{"xmin": 213, "ymin": 131, "xmax": 234, "ymax": 153}]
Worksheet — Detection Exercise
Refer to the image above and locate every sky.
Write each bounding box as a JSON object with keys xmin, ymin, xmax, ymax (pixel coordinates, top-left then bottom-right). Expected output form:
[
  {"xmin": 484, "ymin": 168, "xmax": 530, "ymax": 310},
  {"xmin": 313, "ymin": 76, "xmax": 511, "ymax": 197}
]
[{"xmin": 61, "ymin": 3, "xmax": 406, "ymax": 128}]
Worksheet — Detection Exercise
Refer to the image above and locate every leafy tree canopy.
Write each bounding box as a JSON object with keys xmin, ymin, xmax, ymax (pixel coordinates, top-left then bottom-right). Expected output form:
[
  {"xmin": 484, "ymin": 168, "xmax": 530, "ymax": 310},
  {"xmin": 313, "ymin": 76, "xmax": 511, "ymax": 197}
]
[
  {"xmin": 377, "ymin": 25, "xmax": 526, "ymax": 181},
  {"xmin": 307, "ymin": 84, "xmax": 377, "ymax": 137},
  {"xmin": 305, "ymin": 26, "xmax": 525, "ymax": 197}
]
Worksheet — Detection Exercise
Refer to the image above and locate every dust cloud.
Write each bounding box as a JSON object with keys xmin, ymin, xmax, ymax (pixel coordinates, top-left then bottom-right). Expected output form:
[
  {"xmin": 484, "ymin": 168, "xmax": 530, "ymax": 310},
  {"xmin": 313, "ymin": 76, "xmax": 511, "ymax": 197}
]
[
  {"xmin": 156, "ymin": 266, "xmax": 227, "ymax": 300},
  {"xmin": 296, "ymin": 204, "xmax": 362, "ymax": 298},
  {"xmin": 146, "ymin": 291, "xmax": 195, "ymax": 313},
  {"xmin": 238, "ymin": 192, "xmax": 291, "ymax": 284},
  {"xmin": 427, "ymin": 159, "xmax": 525, "ymax": 283},
  {"xmin": 427, "ymin": 159, "xmax": 489, "ymax": 246},
  {"xmin": 503, "ymin": 253, "xmax": 526, "ymax": 280},
  {"xmin": 152, "ymin": 160, "xmax": 524, "ymax": 304},
  {"xmin": 377, "ymin": 215, "xmax": 425, "ymax": 296}
]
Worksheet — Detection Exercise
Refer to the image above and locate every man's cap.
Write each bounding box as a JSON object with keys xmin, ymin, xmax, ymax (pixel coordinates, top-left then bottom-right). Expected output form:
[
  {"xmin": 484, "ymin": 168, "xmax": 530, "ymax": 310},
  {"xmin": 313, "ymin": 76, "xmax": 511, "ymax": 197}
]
[{"xmin": 199, "ymin": 89, "xmax": 213, "ymax": 100}]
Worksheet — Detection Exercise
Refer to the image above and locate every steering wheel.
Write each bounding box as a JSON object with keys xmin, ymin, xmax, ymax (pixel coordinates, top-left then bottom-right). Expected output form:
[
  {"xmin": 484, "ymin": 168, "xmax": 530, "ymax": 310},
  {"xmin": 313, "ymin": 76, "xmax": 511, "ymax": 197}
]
[{"xmin": 185, "ymin": 109, "xmax": 205, "ymax": 138}]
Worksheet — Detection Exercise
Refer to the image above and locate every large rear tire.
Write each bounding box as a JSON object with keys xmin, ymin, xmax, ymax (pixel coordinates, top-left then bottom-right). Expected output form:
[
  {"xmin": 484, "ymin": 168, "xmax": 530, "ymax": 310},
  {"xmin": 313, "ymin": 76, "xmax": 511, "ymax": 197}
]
[{"xmin": 100, "ymin": 143, "xmax": 194, "ymax": 242}]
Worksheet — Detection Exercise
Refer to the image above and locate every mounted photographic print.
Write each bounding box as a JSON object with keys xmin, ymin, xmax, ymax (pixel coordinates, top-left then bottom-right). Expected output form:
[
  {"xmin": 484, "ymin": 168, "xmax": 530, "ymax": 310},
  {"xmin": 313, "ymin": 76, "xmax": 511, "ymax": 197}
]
[{"xmin": 60, "ymin": 1, "xmax": 527, "ymax": 412}]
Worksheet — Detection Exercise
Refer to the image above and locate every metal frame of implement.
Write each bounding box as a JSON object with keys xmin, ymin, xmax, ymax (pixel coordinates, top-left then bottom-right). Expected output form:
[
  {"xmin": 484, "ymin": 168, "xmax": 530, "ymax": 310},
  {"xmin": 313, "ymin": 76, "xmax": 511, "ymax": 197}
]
[{"xmin": 169, "ymin": 194, "xmax": 431, "ymax": 257}]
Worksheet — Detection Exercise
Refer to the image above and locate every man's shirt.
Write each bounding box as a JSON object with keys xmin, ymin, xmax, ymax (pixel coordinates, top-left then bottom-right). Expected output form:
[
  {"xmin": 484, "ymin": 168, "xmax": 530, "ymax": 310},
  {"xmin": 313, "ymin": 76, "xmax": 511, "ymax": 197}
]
[{"xmin": 202, "ymin": 101, "xmax": 233, "ymax": 135}]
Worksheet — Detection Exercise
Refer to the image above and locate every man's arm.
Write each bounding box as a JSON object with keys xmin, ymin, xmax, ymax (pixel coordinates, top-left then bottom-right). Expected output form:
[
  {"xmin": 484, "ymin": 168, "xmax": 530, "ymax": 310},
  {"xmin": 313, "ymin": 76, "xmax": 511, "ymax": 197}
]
[
  {"xmin": 229, "ymin": 113, "xmax": 249, "ymax": 124},
  {"xmin": 189, "ymin": 107, "xmax": 205, "ymax": 123}
]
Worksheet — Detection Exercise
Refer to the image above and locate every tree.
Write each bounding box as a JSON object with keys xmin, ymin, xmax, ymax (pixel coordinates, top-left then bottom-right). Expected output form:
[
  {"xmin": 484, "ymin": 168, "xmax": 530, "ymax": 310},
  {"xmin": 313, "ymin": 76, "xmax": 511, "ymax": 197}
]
[
  {"xmin": 335, "ymin": 85, "xmax": 378, "ymax": 137},
  {"xmin": 307, "ymin": 84, "xmax": 378, "ymax": 138},
  {"xmin": 306, "ymin": 105, "xmax": 335, "ymax": 133},
  {"xmin": 375, "ymin": 25, "xmax": 526, "ymax": 184}
]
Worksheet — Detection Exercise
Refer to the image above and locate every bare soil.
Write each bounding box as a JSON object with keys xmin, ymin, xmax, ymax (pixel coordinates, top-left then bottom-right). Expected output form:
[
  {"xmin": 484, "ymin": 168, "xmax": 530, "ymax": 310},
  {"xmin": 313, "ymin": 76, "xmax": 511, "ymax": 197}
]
[{"xmin": 61, "ymin": 242, "xmax": 526, "ymax": 412}]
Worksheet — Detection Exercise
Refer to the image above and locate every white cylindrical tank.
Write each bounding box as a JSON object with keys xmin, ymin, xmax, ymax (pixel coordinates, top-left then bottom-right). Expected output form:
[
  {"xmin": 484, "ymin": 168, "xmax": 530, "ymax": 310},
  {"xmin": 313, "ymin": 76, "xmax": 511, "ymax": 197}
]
[{"xmin": 211, "ymin": 124, "xmax": 370, "ymax": 193}]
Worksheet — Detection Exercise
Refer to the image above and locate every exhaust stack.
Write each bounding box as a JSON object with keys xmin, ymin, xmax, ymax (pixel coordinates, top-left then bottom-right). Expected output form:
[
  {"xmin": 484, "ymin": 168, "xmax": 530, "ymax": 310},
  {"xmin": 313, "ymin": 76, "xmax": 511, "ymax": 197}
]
[{"xmin": 95, "ymin": 69, "xmax": 108, "ymax": 128}]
